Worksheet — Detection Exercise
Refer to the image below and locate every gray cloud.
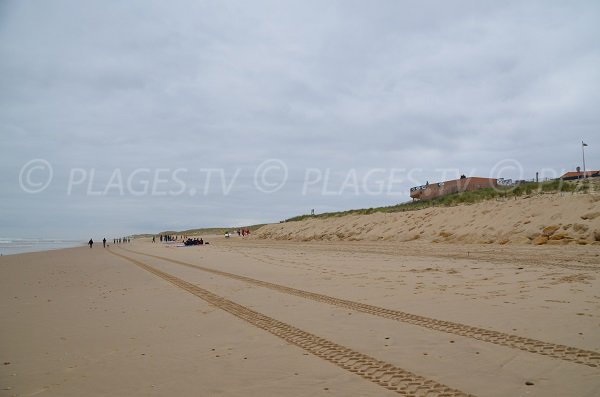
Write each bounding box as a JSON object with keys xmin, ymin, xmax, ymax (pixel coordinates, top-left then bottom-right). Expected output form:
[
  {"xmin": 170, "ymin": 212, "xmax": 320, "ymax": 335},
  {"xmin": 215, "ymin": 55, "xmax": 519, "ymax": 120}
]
[{"xmin": 1, "ymin": 0, "xmax": 599, "ymax": 238}]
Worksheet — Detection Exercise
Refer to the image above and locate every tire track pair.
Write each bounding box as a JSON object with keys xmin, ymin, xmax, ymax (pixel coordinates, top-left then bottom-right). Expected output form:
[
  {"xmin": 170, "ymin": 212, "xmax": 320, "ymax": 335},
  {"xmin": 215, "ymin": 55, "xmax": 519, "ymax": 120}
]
[
  {"xmin": 234, "ymin": 242, "xmax": 600, "ymax": 272},
  {"xmin": 119, "ymin": 246, "xmax": 600, "ymax": 368},
  {"xmin": 109, "ymin": 249, "xmax": 474, "ymax": 397}
]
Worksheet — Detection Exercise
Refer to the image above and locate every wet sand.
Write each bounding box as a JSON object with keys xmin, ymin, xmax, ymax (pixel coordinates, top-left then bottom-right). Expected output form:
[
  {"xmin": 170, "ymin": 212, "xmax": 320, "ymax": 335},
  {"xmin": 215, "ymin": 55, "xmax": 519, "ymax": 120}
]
[{"xmin": 1, "ymin": 238, "xmax": 599, "ymax": 396}]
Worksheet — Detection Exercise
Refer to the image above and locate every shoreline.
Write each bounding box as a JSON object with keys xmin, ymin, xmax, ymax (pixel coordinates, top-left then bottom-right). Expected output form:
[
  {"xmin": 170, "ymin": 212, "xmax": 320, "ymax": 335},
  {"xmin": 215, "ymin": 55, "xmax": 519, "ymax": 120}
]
[{"xmin": 0, "ymin": 240, "xmax": 85, "ymax": 257}]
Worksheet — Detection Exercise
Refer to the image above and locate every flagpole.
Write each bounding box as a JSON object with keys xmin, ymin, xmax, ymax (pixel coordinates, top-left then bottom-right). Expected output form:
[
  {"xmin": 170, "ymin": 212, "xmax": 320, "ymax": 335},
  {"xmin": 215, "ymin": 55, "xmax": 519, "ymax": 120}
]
[{"xmin": 582, "ymin": 141, "xmax": 586, "ymax": 179}]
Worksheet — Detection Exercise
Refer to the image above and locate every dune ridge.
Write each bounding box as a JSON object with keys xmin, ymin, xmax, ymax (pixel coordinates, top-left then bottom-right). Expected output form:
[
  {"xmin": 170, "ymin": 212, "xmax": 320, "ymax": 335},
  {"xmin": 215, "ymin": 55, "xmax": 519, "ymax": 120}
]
[{"xmin": 255, "ymin": 193, "xmax": 600, "ymax": 245}]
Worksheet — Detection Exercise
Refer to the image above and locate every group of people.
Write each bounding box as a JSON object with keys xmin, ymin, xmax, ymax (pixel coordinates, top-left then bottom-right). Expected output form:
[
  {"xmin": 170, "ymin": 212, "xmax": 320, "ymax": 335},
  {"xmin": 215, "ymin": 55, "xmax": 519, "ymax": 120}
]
[
  {"xmin": 183, "ymin": 237, "xmax": 206, "ymax": 246},
  {"xmin": 158, "ymin": 235, "xmax": 179, "ymax": 242},
  {"xmin": 88, "ymin": 228, "xmax": 253, "ymax": 249},
  {"xmin": 224, "ymin": 229, "xmax": 251, "ymax": 238},
  {"xmin": 88, "ymin": 237, "xmax": 129, "ymax": 248},
  {"xmin": 151, "ymin": 234, "xmax": 208, "ymax": 246}
]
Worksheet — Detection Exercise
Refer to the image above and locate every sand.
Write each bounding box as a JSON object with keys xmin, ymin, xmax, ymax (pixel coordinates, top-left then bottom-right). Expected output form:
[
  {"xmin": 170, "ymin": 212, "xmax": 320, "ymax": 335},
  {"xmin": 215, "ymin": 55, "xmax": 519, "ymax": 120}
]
[
  {"xmin": 1, "ymin": 235, "xmax": 599, "ymax": 396},
  {"xmin": 254, "ymin": 192, "xmax": 600, "ymax": 245}
]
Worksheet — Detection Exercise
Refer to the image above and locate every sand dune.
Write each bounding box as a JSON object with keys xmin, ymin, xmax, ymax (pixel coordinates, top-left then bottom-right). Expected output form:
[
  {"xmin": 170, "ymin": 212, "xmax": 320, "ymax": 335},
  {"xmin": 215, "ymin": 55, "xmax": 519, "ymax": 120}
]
[{"xmin": 254, "ymin": 193, "xmax": 600, "ymax": 245}]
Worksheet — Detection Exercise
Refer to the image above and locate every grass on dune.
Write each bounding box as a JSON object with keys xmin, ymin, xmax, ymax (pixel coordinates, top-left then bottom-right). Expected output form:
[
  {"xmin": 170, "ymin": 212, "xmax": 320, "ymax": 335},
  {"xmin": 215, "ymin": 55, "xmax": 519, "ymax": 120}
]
[
  {"xmin": 135, "ymin": 178, "xmax": 596, "ymax": 237},
  {"xmin": 285, "ymin": 178, "xmax": 594, "ymax": 222}
]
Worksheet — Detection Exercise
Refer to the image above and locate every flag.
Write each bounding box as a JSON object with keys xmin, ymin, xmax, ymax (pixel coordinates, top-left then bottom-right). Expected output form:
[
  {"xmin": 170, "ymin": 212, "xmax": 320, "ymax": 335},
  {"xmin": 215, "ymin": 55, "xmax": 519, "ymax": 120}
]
[{"xmin": 582, "ymin": 141, "xmax": 588, "ymax": 146}]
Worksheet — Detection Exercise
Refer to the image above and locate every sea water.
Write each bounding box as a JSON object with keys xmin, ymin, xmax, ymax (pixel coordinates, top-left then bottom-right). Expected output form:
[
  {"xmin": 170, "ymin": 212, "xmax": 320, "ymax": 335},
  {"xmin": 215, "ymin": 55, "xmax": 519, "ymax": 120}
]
[{"xmin": 0, "ymin": 238, "xmax": 83, "ymax": 256}]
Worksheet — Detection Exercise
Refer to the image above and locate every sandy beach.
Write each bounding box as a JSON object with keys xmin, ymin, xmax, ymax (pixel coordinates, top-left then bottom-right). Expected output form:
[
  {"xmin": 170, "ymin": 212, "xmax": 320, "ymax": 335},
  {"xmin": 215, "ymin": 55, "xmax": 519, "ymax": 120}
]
[
  {"xmin": 4, "ymin": 0, "xmax": 600, "ymax": 395},
  {"xmin": 1, "ymin": 235, "xmax": 599, "ymax": 396}
]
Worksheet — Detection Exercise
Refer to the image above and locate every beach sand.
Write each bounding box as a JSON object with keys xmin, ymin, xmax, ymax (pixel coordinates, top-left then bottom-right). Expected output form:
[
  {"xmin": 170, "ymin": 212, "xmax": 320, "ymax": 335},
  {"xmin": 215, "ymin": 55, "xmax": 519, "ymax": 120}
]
[{"xmin": 1, "ymin": 237, "xmax": 599, "ymax": 396}]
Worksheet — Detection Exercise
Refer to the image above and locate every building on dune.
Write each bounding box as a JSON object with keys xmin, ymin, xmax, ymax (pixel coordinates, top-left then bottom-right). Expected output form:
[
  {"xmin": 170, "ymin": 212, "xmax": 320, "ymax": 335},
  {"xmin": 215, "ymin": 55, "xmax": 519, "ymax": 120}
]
[
  {"xmin": 560, "ymin": 170, "xmax": 600, "ymax": 180},
  {"xmin": 410, "ymin": 176, "xmax": 500, "ymax": 201}
]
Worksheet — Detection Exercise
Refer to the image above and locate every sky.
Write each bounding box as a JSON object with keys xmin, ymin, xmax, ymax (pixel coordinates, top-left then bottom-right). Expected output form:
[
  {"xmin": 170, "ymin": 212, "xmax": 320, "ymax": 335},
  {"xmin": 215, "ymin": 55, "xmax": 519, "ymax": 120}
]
[{"xmin": 1, "ymin": 0, "xmax": 599, "ymax": 239}]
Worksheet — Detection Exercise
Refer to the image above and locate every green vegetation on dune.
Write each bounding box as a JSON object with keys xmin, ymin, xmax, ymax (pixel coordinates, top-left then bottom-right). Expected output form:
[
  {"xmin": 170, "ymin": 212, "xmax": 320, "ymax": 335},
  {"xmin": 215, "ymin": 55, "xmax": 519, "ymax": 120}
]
[
  {"xmin": 285, "ymin": 179, "xmax": 594, "ymax": 222},
  {"xmin": 134, "ymin": 179, "xmax": 596, "ymax": 237}
]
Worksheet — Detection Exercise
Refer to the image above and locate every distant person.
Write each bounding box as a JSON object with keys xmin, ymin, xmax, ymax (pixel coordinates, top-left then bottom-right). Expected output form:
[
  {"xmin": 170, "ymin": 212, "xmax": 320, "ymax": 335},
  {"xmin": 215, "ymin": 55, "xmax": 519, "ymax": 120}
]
[
  {"xmin": 152, "ymin": 236, "xmax": 156, "ymax": 243},
  {"xmin": 88, "ymin": 239, "xmax": 93, "ymax": 248},
  {"xmin": 103, "ymin": 238, "xmax": 106, "ymax": 248}
]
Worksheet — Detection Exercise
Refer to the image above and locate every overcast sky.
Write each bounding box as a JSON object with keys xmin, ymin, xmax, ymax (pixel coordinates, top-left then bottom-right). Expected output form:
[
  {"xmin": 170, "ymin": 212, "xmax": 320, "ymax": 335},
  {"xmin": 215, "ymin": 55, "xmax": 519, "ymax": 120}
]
[{"xmin": 1, "ymin": 0, "xmax": 598, "ymax": 239}]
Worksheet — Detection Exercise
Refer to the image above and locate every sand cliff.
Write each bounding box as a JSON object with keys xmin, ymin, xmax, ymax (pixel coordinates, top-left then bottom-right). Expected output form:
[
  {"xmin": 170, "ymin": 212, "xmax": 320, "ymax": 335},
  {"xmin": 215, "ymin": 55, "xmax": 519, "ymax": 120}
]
[{"xmin": 255, "ymin": 193, "xmax": 600, "ymax": 245}]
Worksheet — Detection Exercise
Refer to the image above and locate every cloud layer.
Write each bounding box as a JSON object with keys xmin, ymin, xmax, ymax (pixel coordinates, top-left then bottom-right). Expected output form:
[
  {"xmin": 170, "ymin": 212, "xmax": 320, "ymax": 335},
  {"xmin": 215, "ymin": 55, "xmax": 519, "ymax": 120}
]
[{"xmin": 1, "ymin": 0, "xmax": 598, "ymax": 238}]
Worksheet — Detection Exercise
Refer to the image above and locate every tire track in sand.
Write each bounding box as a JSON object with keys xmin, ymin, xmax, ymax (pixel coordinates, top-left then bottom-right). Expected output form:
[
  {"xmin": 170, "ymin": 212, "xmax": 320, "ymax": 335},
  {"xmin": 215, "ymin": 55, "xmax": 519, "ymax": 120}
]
[
  {"xmin": 119, "ymin": 246, "xmax": 600, "ymax": 368},
  {"xmin": 108, "ymin": 249, "xmax": 475, "ymax": 397}
]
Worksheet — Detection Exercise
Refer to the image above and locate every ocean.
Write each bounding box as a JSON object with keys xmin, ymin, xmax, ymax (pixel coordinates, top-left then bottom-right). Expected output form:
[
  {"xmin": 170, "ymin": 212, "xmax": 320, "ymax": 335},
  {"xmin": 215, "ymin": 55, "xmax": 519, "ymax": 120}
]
[{"xmin": 0, "ymin": 238, "xmax": 84, "ymax": 256}]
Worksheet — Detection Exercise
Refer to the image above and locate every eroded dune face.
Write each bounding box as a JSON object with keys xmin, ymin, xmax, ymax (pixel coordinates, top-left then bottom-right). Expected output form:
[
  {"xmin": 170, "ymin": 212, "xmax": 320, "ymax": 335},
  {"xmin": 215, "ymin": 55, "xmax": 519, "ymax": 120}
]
[{"xmin": 255, "ymin": 194, "xmax": 600, "ymax": 245}]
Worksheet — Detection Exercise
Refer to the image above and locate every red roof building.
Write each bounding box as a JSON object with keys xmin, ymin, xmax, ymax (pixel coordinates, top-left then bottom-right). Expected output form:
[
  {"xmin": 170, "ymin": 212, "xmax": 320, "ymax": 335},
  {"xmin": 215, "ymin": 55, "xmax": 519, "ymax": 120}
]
[{"xmin": 560, "ymin": 171, "xmax": 600, "ymax": 180}]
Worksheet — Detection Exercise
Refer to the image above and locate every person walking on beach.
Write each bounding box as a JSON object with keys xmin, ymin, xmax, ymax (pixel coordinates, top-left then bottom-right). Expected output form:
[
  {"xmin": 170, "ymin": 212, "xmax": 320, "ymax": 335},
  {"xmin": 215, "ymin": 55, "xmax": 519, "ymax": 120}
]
[
  {"xmin": 102, "ymin": 238, "xmax": 106, "ymax": 248},
  {"xmin": 88, "ymin": 239, "xmax": 93, "ymax": 248}
]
